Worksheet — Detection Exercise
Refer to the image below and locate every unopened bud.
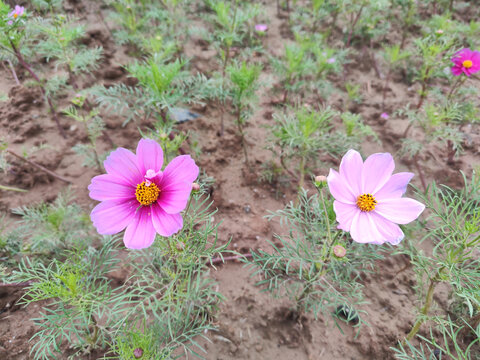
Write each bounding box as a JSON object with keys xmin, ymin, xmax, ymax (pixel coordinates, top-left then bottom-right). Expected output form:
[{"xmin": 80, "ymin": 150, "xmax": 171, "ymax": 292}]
[
  {"xmin": 314, "ymin": 175, "xmax": 327, "ymax": 188},
  {"xmin": 333, "ymin": 245, "xmax": 346, "ymax": 258},
  {"xmin": 192, "ymin": 183, "xmax": 200, "ymax": 192},
  {"xmin": 176, "ymin": 241, "xmax": 185, "ymax": 252},
  {"xmin": 159, "ymin": 133, "xmax": 168, "ymax": 139},
  {"xmin": 133, "ymin": 348, "xmax": 143, "ymax": 358}
]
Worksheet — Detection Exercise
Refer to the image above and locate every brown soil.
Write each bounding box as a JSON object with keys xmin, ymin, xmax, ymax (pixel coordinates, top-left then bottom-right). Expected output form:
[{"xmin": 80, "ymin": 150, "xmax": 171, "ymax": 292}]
[{"xmin": 1, "ymin": 1, "xmax": 479, "ymax": 359}]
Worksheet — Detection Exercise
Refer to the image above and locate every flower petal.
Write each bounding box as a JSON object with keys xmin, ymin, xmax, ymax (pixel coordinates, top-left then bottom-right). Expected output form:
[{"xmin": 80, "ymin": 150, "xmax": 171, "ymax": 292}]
[
  {"xmin": 349, "ymin": 211, "xmax": 384, "ymax": 244},
  {"xmin": 151, "ymin": 204, "xmax": 183, "ymax": 236},
  {"xmin": 136, "ymin": 138, "xmax": 164, "ymax": 175},
  {"xmin": 158, "ymin": 181, "xmax": 192, "ymax": 214},
  {"xmin": 374, "ymin": 172, "xmax": 414, "ymax": 200},
  {"xmin": 339, "ymin": 149, "xmax": 363, "ymax": 194},
  {"xmin": 91, "ymin": 199, "xmax": 137, "ymax": 235},
  {"xmin": 333, "ymin": 201, "xmax": 358, "ymax": 232},
  {"xmin": 327, "ymin": 169, "xmax": 356, "ymax": 204},
  {"xmin": 123, "ymin": 207, "xmax": 156, "ymax": 249},
  {"xmin": 362, "ymin": 152, "xmax": 395, "ymax": 194},
  {"xmin": 162, "ymin": 155, "xmax": 199, "ymax": 184},
  {"xmin": 451, "ymin": 66, "xmax": 463, "ymax": 76},
  {"xmin": 88, "ymin": 174, "xmax": 136, "ymax": 201},
  {"xmin": 350, "ymin": 211, "xmax": 403, "ymax": 245},
  {"xmin": 368, "ymin": 212, "xmax": 405, "ymax": 245},
  {"xmin": 157, "ymin": 155, "xmax": 199, "ymax": 214},
  {"xmin": 104, "ymin": 147, "xmax": 143, "ymax": 185},
  {"xmin": 375, "ymin": 197, "xmax": 425, "ymax": 224}
]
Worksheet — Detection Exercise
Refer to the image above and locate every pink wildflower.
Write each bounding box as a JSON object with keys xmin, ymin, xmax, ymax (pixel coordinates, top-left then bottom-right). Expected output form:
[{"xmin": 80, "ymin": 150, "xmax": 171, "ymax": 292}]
[
  {"xmin": 327, "ymin": 150, "xmax": 424, "ymax": 245},
  {"xmin": 255, "ymin": 24, "xmax": 268, "ymax": 32},
  {"xmin": 88, "ymin": 139, "xmax": 199, "ymax": 249},
  {"xmin": 380, "ymin": 112, "xmax": 389, "ymax": 119},
  {"xmin": 451, "ymin": 48, "xmax": 480, "ymax": 77},
  {"xmin": 8, "ymin": 5, "xmax": 25, "ymax": 20},
  {"xmin": 327, "ymin": 57, "xmax": 336, "ymax": 64}
]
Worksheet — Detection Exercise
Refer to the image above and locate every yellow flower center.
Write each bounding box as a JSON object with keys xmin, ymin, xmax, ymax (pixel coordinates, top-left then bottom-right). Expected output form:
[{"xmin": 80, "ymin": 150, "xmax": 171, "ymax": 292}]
[
  {"xmin": 356, "ymin": 193, "xmax": 377, "ymax": 212},
  {"xmin": 135, "ymin": 181, "xmax": 160, "ymax": 206},
  {"xmin": 13, "ymin": 13, "xmax": 18, "ymax": 18},
  {"xmin": 462, "ymin": 60, "xmax": 473, "ymax": 69}
]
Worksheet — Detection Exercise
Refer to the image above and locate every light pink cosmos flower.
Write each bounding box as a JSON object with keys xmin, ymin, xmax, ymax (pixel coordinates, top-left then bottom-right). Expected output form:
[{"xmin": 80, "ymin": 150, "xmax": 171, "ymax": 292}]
[
  {"xmin": 255, "ymin": 24, "xmax": 268, "ymax": 32},
  {"xmin": 451, "ymin": 48, "xmax": 480, "ymax": 77},
  {"xmin": 8, "ymin": 5, "xmax": 25, "ymax": 21},
  {"xmin": 380, "ymin": 112, "xmax": 389, "ymax": 119},
  {"xmin": 88, "ymin": 139, "xmax": 199, "ymax": 249},
  {"xmin": 327, "ymin": 149, "xmax": 425, "ymax": 245}
]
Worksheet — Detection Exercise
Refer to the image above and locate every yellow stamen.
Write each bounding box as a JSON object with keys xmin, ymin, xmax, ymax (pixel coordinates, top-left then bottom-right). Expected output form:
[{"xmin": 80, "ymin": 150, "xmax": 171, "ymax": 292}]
[
  {"xmin": 356, "ymin": 193, "xmax": 377, "ymax": 212},
  {"xmin": 13, "ymin": 13, "xmax": 18, "ymax": 18},
  {"xmin": 135, "ymin": 181, "xmax": 160, "ymax": 206},
  {"xmin": 462, "ymin": 60, "xmax": 473, "ymax": 69}
]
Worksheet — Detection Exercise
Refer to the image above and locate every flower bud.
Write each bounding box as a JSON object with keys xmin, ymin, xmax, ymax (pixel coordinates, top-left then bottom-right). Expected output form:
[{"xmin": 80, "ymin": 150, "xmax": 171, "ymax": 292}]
[
  {"xmin": 133, "ymin": 348, "xmax": 143, "ymax": 358},
  {"xmin": 333, "ymin": 245, "xmax": 346, "ymax": 258},
  {"xmin": 314, "ymin": 175, "xmax": 327, "ymax": 188},
  {"xmin": 192, "ymin": 183, "xmax": 200, "ymax": 192}
]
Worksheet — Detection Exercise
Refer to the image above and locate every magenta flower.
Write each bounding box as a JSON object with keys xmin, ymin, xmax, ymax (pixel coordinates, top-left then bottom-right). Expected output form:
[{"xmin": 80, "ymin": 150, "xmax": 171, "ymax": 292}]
[
  {"xmin": 451, "ymin": 48, "xmax": 480, "ymax": 77},
  {"xmin": 88, "ymin": 139, "xmax": 199, "ymax": 249},
  {"xmin": 380, "ymin": 112, "xmax": 389, "ymax": 119},
  {"xmin": 255, "ymin": 24, "xmax": 268, "ymax": 32},
  {"xmin": 8, "ymin": 5, "xmax": 25, "ymax": 20},
  {"xmin": 327, "ymin": 150, "xmax": 425, "ymax": 245}
]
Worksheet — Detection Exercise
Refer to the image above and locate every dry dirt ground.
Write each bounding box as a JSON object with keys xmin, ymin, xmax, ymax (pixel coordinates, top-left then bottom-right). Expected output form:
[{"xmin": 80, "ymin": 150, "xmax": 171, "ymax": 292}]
[{"xmin": 1, "ymin": 0, "xmax": 479, "ymax": 359}]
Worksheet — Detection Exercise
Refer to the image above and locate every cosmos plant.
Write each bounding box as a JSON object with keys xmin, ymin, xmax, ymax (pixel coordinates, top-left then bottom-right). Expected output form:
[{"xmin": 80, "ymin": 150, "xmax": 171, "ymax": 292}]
[
  {"xmin": 327, "ymin": 149, "xmax": 425, "ymax": 245},
  {"xmin": 88, "ymin": 139, "xmax": 199, "ymax": 249}
]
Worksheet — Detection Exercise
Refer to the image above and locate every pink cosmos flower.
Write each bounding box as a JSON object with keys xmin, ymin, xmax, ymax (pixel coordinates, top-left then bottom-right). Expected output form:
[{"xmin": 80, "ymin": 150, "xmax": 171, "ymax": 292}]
[
  {"xmin": 88, "ymin": 139, "xmax": 199, "ymax": 249},
  {"xmin": 327, "ymin": 150, "xmax": 425, "ymax": 245},
  {"xmin": 380, "ymin": 112, "xmax": 389, "ymax": 119},
  {"xmin": 8, "ymin": 5, "xmax": 25, "ymax": 20},
  {"xmin": 451, "ymin": 48, "xmax": 480, "ymax": 77},
  {"xmin": 327, "ymin": 57, "xmax": 336, "ymax": 64},
  {"xmin": 255, "ymin": 24, "xmax": 268, "ymax": 32}
]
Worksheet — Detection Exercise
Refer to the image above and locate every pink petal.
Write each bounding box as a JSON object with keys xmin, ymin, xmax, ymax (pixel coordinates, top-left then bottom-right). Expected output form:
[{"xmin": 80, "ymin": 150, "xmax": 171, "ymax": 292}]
[
  {"xmin": 162, "ymin": 155, "xmax": 199, "ymax": 184},
  {"xmin": 349, "ymin": 212, "xmax": 384, "ymax": 244},
  {"xmin": 123, "ymin": 207, "xmax": 156, "ymax": 249},
  {"xmin": 136, "ymin": 138, "xmax": 164, "ymax": 175},
  {"xmin": 362, "ymin": 152, "xmax": 395, "ymax": 194},
  {"xmin": 104, "ymin": 148, "xmax": 143, "ymax": 186},
  {"xmin": 451, "ymin": 66, "xmax": 463, "ymax": 76},
  {"xmin": 151, "ymin": 203, "xmax": 183, "ymax": 236},
  {"xmin": 88, "ymin": 174, "xmax": 135, "ymax": 201},
  {"xmin": 339, "ymin": 149, "xmax": 363, "ymax": 194},
  {"xmin": 349, "ymin": 211, "xmax": 404, "ymax": 245},
  {"xmin": 368, "ymin": 212, "xmax": 404, "ymax": 245},
  {"xmin": 333, "ymin": 201, "xmax": 358, "ymax": 231},
  {"xmin": 158, "ymin": 181, "xmax": 192, "ymax": 214},
  {"xmin": 157, "ymin": 155, "xmax": 199, "ymax": 214},
  {"xmin": 375, "ymin": 198, "xmax": 425, "ymax": 224},
  {"xmin": 374, "ymin": 172, "xmax": 414, "ymax": 200},
  {"xmin": 327, "ymin": 169, "xmax": 356, "ymax": 204},
  {"xmin": 91, "ymin": 199, "xmax": 137, "ymax": 234}
]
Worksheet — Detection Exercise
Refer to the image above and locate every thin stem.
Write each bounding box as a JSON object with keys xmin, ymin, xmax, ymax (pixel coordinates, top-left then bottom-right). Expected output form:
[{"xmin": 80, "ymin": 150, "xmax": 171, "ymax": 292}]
[
  {"xmin": 405, "ymin": 269, "xmax": 442, "ymax": 341},
  {"xmin": 0, "ymin": 184, "xmax": 28, "ymax": 192},
  {"xmin": 7, "ymin": 150, "xmax": 72, "ymax": 184},
  {"xmin": 318, "ymin": 187, "xmax": 334, "ymax": 260},
  {"xmin": 413, "ymin": 154, "xmax": 427, "ymax": 193},
  {"xmin": 5, "ymin": 60, "xmax": 20, "ymax": 85},
  {"xmin": 9, "ymin": 41, "xmax": 66, "ymax": 138},
  {"xmin": 346, "ymin": 5, "xmax": 364, "ymax": 47}
]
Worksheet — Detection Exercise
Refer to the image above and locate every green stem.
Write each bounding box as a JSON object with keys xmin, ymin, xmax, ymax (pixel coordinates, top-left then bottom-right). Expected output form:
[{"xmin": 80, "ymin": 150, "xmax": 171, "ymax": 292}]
[
  {"xmin": 0, "ymin": 184, "xmax": 28, "ymax": 192},
  {"xmin": 405, "ymin": 268, "xmax": 442, "ymax": 341}
]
